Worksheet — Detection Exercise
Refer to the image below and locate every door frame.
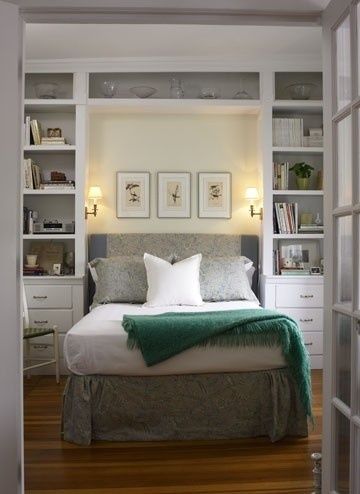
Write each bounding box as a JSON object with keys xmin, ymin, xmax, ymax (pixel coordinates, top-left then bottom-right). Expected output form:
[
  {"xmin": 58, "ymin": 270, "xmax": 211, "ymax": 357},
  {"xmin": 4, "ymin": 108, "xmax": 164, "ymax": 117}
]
[{"xmin": 0, "ymin": 3, "xmax": 325, "ymax": 493}]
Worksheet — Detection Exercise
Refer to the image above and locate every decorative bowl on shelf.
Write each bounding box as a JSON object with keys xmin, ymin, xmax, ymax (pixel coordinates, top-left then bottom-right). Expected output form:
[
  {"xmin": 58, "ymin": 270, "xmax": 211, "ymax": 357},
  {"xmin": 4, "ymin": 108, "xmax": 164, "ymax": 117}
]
[
  {"xmin": 101, "ymin": 80, "xmax": 117, "ymax": 98},
  {"xmin": 286, "ymin": 83, "xmax": 316, "ymax": 100},
  {"xmin": 34, "ymin": 82, "xmax": 59, "ymax": 99},
  {"xmin": 130, "ymin": 86, "xmax": 157, "ymax": 98},
  {"xmin": 199, "ymin": 87, "xmax": 219, "ymax": 99},
  {"xmin": 233, "ymin": 90, "xmax": 253, "ymax": 100}
]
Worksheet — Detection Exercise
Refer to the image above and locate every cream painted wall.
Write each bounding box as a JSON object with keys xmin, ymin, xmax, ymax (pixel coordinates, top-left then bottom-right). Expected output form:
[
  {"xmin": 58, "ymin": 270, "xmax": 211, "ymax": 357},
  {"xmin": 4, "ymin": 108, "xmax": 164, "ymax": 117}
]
[{"xmin": 87, "ymin": 113, "xmax": 261, "ymax": 235}]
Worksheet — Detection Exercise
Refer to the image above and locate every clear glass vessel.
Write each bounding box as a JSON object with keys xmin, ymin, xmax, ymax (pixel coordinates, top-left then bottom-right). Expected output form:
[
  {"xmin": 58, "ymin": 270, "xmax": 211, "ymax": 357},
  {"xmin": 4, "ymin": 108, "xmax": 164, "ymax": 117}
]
[{"xmin": 170, "ymin": 78, "xmax": 184, "ymax": 99}]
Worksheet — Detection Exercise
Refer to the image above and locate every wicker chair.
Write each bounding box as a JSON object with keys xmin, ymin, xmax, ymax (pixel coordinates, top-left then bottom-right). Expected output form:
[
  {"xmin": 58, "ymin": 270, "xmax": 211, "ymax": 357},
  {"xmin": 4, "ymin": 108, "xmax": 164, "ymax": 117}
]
[{"xmin": 23, "ymin": 283, "xmax": 60, "ymax": 383}]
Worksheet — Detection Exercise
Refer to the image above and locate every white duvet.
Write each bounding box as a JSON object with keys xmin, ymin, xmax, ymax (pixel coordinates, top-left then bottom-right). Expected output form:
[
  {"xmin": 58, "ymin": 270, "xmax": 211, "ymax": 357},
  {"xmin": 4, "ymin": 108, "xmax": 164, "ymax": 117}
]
[{"xmin": 64, "ymin": 301, "xmax": 286, "ymax": 376}]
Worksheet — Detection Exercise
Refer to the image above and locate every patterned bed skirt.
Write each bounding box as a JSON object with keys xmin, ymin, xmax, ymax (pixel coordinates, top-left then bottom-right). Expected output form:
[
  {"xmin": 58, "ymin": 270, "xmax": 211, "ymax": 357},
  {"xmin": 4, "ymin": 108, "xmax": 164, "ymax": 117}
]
[{"xmin": 62, "ymin": 368, "xmax": 309, "ymax": 445}]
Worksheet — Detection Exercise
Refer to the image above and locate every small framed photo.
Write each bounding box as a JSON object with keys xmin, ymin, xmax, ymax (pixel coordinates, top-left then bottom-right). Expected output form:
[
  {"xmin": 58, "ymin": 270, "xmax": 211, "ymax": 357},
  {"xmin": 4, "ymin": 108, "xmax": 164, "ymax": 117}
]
[
  {"xmin": 157, "ymin": 172, "xmax": 191, "ymax": 218},
  {"xmin": 53, "ymin": 263, "xmax": 62, "ymax": 276},
  {"xmin": 198, "ymin": 172, "xmax": 231, "ymax": 218},
  {"xmin": 310, "ymin": 266, "xmax": 321, "ymax": 275},
  {"xmin": 116, "ymin": 172, "xmax": 150, "ymax": 218}
]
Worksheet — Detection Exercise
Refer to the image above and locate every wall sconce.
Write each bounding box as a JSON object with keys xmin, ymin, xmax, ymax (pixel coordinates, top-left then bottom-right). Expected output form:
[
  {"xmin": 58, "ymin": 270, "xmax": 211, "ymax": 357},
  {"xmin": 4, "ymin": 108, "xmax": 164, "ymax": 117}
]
[
  {"xmin": 245, "ymin": 187, "xmax": 263, "ymax": 220},
  {"xmin": 85, "ymin": 186, "xmax": 103, "ymax": 219}
]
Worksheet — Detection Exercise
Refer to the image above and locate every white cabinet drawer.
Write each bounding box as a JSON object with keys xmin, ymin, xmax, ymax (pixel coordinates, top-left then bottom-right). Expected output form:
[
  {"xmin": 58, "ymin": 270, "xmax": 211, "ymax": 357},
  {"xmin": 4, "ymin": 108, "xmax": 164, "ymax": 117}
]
[
  {"xmin": 278, "ymin": 308, "xmax": 323, "ymax": 332},
  {"xmin": 28, "ymin": 309, "xmax": 73, "ymax": 334},
  {"xmin": 276, "ymin": 284, "xmax": 323, "ymax": 308},
  {"xmin": 24, "ymin": 333, "xmax": 65, "ymax": 358},
  {"xmin": 302, "ymin": 332, "xmax": 323, "ymax": 355},
  {"xmin": 25, "ymin": 285, "xmax": 72, "ymax": 309}
]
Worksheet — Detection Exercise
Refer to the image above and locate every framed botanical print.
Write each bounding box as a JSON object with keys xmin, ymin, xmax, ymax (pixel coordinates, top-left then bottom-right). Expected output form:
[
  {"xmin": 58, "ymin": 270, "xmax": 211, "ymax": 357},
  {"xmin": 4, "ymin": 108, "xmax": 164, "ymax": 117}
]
[
  {"xmin": 157, "ymin": 172, "xmax": 191, "ymax": 218},
  {"xmin": 198, "ymin": 172, "xmax": 231, "ymax": 218},
  {"xmin": 116, "ymin": 172, "xmax": 150, "ymax": 218}
]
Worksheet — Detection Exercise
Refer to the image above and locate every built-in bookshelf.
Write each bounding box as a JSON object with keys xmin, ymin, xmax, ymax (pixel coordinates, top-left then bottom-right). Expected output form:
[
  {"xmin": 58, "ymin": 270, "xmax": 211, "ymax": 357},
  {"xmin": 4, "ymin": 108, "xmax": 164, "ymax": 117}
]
[{"xmin": 22, "ymin": 72, "xmax": 86, "ymax": 279}]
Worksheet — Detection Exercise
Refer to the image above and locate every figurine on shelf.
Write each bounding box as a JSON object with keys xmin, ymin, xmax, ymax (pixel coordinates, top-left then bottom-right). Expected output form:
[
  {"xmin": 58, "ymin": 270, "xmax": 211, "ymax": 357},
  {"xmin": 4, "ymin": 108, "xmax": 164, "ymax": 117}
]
[{"xmin": 169, "ymin": 78, "xmax": 184, "ymax": 99}]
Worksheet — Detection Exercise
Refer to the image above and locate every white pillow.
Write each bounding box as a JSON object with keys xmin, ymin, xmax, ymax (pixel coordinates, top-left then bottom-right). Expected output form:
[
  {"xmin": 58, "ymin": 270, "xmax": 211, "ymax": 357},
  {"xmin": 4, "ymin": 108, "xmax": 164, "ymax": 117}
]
[{"xmin": 144, "ymin": 253, "xmax": 203, "ymax": 307}]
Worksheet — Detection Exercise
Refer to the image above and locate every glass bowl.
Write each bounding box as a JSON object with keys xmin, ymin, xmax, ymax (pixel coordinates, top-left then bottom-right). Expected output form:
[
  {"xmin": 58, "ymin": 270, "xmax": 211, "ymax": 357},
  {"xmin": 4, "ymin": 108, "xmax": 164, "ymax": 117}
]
[
  {"xmin": 101, "ymin": 80, "xmax": 117, "ymax": 98},
  {"xmin": 130, "ymin": 86, "xmax": 157, "ymax": 98},
  {"xmin": 34, "ymin": 82, "xmax": 59, "ymax": 99},
  {"xmin": 199, "ymin": 87, "xmax": 219, "ymax": 99},
  {"xmin": 286, "ymin": 83, "xmax": 316, "ymax": 100}
]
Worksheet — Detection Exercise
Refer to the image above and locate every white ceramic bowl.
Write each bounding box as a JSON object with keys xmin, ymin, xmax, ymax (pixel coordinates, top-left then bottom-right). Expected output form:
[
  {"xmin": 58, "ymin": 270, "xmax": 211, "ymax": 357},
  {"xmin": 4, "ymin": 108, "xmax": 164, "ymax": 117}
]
[
  {"xmin": 286, "ymin": 83, "xmax": 316, "ymax": 100},
  {"xmin": 34, "ymin": 82, "xmax": 59, "ymax": 99},
  {"xmin": 130, "ymin": 86, "xmax": 157, "ymax": 98}
]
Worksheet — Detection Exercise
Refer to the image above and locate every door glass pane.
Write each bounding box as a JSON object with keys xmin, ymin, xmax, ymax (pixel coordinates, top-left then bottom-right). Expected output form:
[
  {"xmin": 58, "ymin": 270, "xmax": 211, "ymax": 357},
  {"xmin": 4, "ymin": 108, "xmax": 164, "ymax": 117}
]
[
  {"xmin": 336, "ymin": 115, "xmax": 352, "ymax": 207},
  {"xmin": 335, "ymin": 313, "xmax": 352, "ymax": 406},
  {"xmin": 336, "ymin": 215, "xmax": 352, "ymax": 304},
  {"xmin": 336, "ymin": 14, "xmax": 351, "ymax": 110},
  {"xmin": 334, "ymin": 408, "xmax": 350, "ymax": 493}
]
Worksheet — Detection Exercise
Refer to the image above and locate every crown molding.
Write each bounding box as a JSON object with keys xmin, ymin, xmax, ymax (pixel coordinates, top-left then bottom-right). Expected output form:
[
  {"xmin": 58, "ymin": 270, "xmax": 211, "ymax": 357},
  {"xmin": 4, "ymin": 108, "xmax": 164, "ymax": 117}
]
[
  {"xmin": 25, "ymin": 54, "xmax": 322, "ymax": 73},
  {"xmin": 20, "ymin": 7, "xmax": 322, "ymax": 26}
]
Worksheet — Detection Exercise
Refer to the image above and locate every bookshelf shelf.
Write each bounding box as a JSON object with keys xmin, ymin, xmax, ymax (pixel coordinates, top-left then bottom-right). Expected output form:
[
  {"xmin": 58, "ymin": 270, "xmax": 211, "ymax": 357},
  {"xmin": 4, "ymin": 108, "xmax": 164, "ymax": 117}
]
[
  {"xmin": 24, "ymin": 145, "xmax": 76, "ymax": 152},
  {"xmin": 273, "ymin": 233, "xmax": 324, "ymax": 240},
  {"xmin": 23, "ymin": 234, "xmax": 76, "ymax": 240},
  {"xmin": 272, "ymin": 100, "xmax": 323, "ymax": 112},
  {"xmin": 272, "ymin": 190, "xmax": 323, "ymax": 196},
  {"xmin": 24, "ymin": 100, "xmax": 76, "ymax": 113},
  {"xmin": 23, "ymin": 189, "xmax": 76, "ymax": 195},
  {"xmin": 272, "ymin": 146, "xmax": 323, "ymax": 154}
]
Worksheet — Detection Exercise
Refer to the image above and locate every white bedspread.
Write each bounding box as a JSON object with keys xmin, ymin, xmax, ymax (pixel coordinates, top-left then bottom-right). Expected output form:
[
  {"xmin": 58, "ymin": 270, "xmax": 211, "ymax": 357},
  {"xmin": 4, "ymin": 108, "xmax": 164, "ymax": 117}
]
[{"xmin": 64, "ymin": 301, "xmax": 286, "ymax": 376}]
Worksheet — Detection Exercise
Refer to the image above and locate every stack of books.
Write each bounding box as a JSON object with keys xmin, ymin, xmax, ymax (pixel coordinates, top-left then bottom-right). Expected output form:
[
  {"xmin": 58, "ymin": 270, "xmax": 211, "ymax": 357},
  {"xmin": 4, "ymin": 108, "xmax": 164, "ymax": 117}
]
[
  {"xmin": 24, "ymin": 159, "xmax": 42, "ymax": 189},
  {"xmin": 273, "ymin": 249, "xmax": 281, "ymax": 275},
  {"xmin": 273, "ymin": 202, "xmax": 299, "ymax": 234},
  {"xmin": 273, "ymin": 162, "xmax": 289, "ymax": 190},
  {"xmin": 40, "ymin": 180, "xmax": 75, "ymax": 190},
  {"xmin": 41, "ymin": 137, "xmax": 66, "ymax": 145},
  {"xmin": 280, "ymin": 268, "xmax": 311, "ymax": 276},
  {"xmin": 298, "ymin": 223, "xmax": 324, "ymax": 234},
  {"xmin": 23, "ymin": 265, "xmax": 46, "ymax": 276},
  {"xmin": 272, "ymin": 118, "xmax": 304, "ymax": 147},
  {"xmin": 24, "ymin": 117, "xmax": 42, "ymax": 145}
]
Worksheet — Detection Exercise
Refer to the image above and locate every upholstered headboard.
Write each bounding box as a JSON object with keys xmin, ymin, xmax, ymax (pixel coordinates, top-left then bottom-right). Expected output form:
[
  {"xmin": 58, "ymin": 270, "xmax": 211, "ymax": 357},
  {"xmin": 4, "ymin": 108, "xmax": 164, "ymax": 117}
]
[{"xmin": 88, "ymin": 234, "xmax": 259, "ymax": 299}]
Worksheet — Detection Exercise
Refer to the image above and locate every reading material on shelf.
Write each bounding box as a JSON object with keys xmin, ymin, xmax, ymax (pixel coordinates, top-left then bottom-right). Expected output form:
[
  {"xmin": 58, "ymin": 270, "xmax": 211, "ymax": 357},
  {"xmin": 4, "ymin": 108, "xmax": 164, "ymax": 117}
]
[
  {"xmin": 273, "ymin": 162, "xmax": 289, "ymax": 190},
  {"xmin": 298, "ymin": 223, "xmax": 324, "ymax": 233},
  {"xmin": 272, "ymin": 117, "xmax": 303, "ymax": 147},
  {"xmin": 40, "ymin": 180, "xmax": 75, "ymax": 190},
  {"xmin": 24, "ymin": 158, "xmax": 42, "ymax": 189},
  {"xmin": 29, "ymin": 119, "xmax": 42, "ymax": 145},
  {"xmin": 41, "ymin": 137, "xmax": 66, "ymax": 145},
  {"xmin": 273, "ymin": 202, "xmax": 298, "ymax": 234},
  {"xmin": 23, "ymin": 207, "xmax": 37, "ymax": 234}
]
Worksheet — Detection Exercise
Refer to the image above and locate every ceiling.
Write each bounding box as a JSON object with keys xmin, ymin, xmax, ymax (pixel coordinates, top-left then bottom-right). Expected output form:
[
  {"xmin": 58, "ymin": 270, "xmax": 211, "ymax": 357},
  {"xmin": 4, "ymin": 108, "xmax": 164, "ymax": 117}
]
[
  {"xmin": 25, "ymin": 24, "xmax": 322, "ymax": 60},
  {"xmin": 7, "ymin": 0, "xmax": 332, "ymax": 11}
]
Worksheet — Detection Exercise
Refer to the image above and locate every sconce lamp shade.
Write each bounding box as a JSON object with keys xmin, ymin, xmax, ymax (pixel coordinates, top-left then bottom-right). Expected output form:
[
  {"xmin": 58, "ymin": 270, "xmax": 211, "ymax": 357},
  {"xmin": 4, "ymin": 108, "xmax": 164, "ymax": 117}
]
[
  {"xmin": 88, "ymin": 186, "xmax": 103, "ymax": 201},
  {"xmin": 245, "ymin": 187, "xmax": 260, "ymax": 201}
]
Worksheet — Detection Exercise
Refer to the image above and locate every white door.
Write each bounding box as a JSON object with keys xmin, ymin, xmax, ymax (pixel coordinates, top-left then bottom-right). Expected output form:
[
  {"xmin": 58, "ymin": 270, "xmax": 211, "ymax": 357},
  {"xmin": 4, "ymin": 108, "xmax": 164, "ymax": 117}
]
[{"xmin": 323, "ymin": 1, "xmax": 360, "ymax": 492}]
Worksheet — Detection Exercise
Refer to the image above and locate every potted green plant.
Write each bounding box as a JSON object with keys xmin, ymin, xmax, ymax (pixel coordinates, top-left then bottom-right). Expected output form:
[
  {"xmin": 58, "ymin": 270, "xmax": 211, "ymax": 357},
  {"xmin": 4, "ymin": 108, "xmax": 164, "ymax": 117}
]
[{"xmin": 289, "ymin": 162, "xmax": 314, "ymax": 190}]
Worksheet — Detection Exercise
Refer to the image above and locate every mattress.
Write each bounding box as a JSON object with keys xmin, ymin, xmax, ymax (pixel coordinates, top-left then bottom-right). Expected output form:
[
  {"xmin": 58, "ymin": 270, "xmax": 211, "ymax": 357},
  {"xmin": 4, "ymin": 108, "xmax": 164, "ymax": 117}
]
[{"xmin": 64, "ymin": 301, "xmax": 286, "ymax": 376}]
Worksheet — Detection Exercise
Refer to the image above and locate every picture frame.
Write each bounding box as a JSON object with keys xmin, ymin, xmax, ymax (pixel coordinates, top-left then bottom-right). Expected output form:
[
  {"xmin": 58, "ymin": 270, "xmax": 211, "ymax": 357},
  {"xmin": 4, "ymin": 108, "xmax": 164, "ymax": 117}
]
[
  {"xmin": 157, "ymin": 172, "xmax": 191, "ymax": 218},
  {"xmin": 198, "ymin": 172, "xmax": 231, "ymax": 218},
  {"xmin": 116, "ymin": 172, "xmax": 150, "ymax": 218}
]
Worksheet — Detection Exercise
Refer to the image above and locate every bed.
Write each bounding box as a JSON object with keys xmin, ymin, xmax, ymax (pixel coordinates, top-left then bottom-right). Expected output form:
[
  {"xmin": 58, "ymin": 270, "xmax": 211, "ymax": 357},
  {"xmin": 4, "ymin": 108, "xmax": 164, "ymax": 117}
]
[{"xmin": 62, "ymin": 233, "xmax": 309, "ymax": 445}]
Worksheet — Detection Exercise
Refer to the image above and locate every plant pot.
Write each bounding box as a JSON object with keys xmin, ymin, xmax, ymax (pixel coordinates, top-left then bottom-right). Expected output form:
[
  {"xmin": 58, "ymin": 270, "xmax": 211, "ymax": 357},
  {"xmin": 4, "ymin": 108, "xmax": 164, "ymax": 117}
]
[{"xmin": 296, "ymin": 177, "xmax": 310, "ymax": 190}]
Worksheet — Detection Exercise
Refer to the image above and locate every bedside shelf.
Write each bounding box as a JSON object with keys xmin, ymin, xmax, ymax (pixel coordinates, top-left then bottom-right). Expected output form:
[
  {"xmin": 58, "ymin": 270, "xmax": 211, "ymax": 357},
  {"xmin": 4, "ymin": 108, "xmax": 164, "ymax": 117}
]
[
  {"xmin": 24, "ymin": 145, "xmax": 76, "ymax": 152},
  {"xmin": 272, "ymin": 146, "xmax": 323, "ymax": 154},
  {"xmin": 272, "ymin": 190, "xmax": 323, "ymax": 196},
  {"xmin": 23, "ymin": 189, "xmax": 76, "ymax": 195},
  {"xmin": 273, "ymin": 233, "xmax": 324, "ymax": 239},
  {"xmin": 23, "ymin": 234, "xmax": 76, "ymax": 240}
]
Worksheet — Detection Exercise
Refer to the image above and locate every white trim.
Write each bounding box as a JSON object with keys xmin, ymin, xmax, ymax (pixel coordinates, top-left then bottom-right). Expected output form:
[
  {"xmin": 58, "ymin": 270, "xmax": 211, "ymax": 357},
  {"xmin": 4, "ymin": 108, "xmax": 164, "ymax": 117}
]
[{"xmin": 25, "ymin": 54, "xmax": 322, "ymax": 74}]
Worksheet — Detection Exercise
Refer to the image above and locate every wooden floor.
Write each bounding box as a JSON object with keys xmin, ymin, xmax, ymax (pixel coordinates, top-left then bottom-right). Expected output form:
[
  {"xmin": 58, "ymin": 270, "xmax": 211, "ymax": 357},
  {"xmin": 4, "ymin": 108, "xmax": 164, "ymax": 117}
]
[{"xmin": 24, "ymin": 371, "xmax": 322, "ymax": 494}]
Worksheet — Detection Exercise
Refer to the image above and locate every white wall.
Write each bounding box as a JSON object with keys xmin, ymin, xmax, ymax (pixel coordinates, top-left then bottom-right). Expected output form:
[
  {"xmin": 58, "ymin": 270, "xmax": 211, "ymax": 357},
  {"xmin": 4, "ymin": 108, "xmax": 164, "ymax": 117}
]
[{"xmin": 88, "ymin": 112, "xmax": 261, "ymax": 235}]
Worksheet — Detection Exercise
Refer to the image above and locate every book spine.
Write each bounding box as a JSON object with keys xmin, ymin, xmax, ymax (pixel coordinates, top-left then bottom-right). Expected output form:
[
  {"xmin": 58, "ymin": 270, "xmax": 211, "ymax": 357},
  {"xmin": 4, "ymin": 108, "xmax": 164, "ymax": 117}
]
[{"xmin": 25, "ymin": 116, "xmax": 31, "ymax": 146}]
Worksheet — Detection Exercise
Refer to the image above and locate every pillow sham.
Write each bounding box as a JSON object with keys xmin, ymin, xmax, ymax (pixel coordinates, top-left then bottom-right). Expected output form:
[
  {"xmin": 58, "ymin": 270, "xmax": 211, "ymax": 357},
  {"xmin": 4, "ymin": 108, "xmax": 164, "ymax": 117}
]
[
  {"xmin": 89, "ymin": 256, "xmax": 148, "ymax": 306},
  {"xmin": 198, "ymin": 256, "xmax": 258, "ymax": 302},
  {"xmin": 144, "ymin": 253, "xmax": 203, "ymax": 307}
]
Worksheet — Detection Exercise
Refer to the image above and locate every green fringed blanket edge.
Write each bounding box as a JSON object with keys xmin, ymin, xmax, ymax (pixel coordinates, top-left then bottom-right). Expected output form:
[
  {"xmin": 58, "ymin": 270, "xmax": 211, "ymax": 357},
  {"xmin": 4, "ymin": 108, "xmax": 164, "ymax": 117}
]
[{"xmin": 123, "ymin": 308, "xmax": 312, "ymax": 419}]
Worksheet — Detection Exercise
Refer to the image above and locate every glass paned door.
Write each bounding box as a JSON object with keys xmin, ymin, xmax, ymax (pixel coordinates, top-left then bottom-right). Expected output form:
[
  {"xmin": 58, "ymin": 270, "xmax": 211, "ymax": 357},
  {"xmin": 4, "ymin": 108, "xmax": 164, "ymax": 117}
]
[{"xmin": 323, "ymin": 0, "xmax": 360, "ymax": 492}]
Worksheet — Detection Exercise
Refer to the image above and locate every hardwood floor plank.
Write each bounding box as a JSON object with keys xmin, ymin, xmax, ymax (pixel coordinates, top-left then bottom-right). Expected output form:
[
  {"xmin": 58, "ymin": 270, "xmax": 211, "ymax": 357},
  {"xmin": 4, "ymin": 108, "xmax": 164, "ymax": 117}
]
[{"xmin": 24, "ymin": 371, "xmax": 322, "ymax": 493}]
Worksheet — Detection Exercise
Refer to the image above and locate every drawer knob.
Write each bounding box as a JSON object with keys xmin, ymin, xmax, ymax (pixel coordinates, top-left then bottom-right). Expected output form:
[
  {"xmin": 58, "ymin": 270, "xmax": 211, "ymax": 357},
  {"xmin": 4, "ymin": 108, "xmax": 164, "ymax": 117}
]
[
  {"xmin": 34, "ymin": 320, "xmax": 48, "ymax": 324},
  {"xmin": 32, "ymin": 344, "xmax": 49, "ymax": 350},
  {"xmin": 305, "ymin": 342, "xmax": 313, "ymax": 346},
  {"xmin": 300, "ymin": 318, "xmax": 314, "ymax": 323},
  {"xmin": 300, "ymin": 294, "xmax": 314, "ymax": 299},
  {"xmin": 33, "ymin": 295, "xmax": 48, "ymax": 300}
]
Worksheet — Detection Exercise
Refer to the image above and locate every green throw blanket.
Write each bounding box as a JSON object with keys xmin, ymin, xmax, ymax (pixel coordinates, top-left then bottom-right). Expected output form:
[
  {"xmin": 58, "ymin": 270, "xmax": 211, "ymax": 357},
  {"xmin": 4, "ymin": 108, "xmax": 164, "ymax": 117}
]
[{"xmin": 123, "ymin": 308, "xmax": 312, "ymax": 417}]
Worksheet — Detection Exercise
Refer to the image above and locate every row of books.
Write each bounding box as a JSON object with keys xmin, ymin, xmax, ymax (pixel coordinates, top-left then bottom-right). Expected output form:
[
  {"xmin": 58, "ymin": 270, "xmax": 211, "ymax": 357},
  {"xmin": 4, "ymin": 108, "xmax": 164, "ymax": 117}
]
[
  {"xmin": 24, "ymin": 159, "xmax": 42, "ymax": 189},
  {"xmin": 273, "ymin": 118, "xmax": 304, "ymax": 147},
  {"xmin": 23, "ymin": 266, "xmax": 47, "ymax": 276},
  {"xmin": 23, "ymin": 207, "xmax": 37, "ymax": 234},
  {"xmin": 273, "ymin": 162, "xmax": 290, "ymax": 190},
  {"xmin": 273, "ymin": 202, "xmax": 299, "ymax": 234},
  {"xmin": 24, "ymin": 117, "xmax": 69, "ymax": 146}
]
